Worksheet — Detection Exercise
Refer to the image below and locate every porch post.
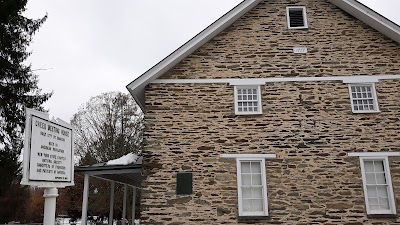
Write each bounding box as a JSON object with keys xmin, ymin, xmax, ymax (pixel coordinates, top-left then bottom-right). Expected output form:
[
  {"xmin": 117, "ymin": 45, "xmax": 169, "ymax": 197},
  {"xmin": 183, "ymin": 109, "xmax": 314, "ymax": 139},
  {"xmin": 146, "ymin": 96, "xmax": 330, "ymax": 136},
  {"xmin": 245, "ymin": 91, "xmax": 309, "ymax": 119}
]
[
  {"xmin": 81, "ymin": 174, "xmax": 90, "ymax": 225},
  {"xmin": 108, "ymin": 181, "xmax": 115, "ymax": 225},
  {"xmin": 131, "ymin": 187, "xmax": 136, "ymax": 225},
  {"xmin": 122, "ymin": 184, "xmax": 127, "ymax": 225}
]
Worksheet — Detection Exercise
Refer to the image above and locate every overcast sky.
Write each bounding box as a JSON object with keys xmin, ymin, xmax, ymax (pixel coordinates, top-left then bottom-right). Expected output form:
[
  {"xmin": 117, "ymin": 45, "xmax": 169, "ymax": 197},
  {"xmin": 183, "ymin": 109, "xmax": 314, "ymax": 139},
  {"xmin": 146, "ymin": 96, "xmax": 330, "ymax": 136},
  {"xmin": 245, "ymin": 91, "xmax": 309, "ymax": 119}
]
[{"xmin": 24, "ymin": 0, "xmax": 399, "ymax": 122}]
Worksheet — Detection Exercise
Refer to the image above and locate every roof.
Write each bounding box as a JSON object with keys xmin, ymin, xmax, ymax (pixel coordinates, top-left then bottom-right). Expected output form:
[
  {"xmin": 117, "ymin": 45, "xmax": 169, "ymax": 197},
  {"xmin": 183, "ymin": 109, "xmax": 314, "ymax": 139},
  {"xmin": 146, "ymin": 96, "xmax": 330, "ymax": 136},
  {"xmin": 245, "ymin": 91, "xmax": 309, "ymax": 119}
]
[
  {"xmin": 127, "ymin": 0, "xmax": 400, "ymax": 111},
  {"xmin": 75, "ymin": 157, "xmax": 143, "ymax": 187},
  {"xmin": 330, "ymin": 0, "xmax": 400, "ymax": 44}
]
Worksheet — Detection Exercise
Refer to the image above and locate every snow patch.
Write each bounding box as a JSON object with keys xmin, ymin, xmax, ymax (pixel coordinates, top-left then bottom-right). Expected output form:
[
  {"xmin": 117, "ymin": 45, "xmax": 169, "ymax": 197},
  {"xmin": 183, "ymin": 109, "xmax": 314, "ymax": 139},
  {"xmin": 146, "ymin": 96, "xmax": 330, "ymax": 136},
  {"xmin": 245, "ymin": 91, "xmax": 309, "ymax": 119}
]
[{"xmin": 106, "ymin": 153, "xmax": 139, "ymax": 165}]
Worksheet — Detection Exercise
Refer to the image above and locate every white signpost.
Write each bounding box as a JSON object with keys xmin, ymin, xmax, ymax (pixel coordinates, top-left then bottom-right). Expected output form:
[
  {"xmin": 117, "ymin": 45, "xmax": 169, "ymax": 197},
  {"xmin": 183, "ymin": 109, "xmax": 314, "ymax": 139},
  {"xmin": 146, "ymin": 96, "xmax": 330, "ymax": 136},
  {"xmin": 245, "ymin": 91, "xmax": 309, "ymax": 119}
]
[{"xmin": 21, "ymin": 108, "xmax": 74, "ymax": 225}]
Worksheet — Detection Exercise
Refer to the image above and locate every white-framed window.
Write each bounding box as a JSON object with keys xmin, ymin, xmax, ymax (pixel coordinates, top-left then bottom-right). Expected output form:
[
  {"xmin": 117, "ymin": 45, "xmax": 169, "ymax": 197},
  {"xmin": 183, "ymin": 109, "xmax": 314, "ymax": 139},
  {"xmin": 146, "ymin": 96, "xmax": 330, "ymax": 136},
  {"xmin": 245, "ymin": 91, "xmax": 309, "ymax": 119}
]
[
  {"xmin": 237, "ymin": 159, "xmax": 269, "ymax": 216},
  {"xmin": 348, "ymin": 83, "xmax": 379, "ymax": 113},
  {"xmin": 359, "ymin": 157, "xmax": 396, "ymax": 215},
  {"xmin": 234, "ymin": 86, "xmax": 262, "ymax": 115},
  {"xmin": 286, "ymin": 6, "xmax": 308, "ymax": 29}
]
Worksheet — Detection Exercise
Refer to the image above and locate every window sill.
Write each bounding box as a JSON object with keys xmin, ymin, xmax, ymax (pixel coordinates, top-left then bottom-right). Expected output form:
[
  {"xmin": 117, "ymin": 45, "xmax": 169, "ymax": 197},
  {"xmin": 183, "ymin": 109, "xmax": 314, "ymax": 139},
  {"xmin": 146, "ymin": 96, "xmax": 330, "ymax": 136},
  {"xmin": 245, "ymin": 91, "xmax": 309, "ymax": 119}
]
[
  {"xmin": 235, "ymin": 112, "xmax": 263, "ymax": 116},
  {"xmin": 367, "ymin": 214, "xmax": 397, "ymax": 219},
  {"xmin": 288, "ymin": 27, "xmax": 308, "ymax": 30},
  {"xmin": 352, "ymin": 110, "xmax": 381, "ymax": 114},
  {"xmin": 238, "ymin": 216, "xmax": 269, "ymax": 222}
]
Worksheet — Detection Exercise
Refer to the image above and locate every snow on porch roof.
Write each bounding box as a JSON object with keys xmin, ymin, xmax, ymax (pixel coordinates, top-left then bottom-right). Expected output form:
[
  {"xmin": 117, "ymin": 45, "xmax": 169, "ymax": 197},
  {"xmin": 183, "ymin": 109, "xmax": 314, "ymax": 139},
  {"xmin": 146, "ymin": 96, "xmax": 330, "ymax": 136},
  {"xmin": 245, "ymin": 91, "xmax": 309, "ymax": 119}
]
[{"xmin": 74, "ymin": 156, "xmax": 143, "ymax": 187}]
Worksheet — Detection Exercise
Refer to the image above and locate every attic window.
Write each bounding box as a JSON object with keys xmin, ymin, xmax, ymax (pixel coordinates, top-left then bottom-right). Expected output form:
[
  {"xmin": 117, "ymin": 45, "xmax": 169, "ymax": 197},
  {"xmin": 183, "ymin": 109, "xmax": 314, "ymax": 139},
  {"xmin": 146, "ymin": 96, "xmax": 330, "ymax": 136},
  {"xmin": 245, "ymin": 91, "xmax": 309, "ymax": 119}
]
[{"xmin": 287, "ymin": 6, "xmax": 308, "ymax": 29}]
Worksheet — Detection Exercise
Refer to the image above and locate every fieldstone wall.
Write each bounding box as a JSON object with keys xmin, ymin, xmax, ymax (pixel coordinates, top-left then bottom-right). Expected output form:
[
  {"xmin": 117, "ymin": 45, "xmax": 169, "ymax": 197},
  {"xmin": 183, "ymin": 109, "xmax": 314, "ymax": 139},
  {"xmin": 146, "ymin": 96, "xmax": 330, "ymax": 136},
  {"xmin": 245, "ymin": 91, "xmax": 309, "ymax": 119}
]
[
  {"xmin": 140, "ymin": 0, "xmax": 400, "ymax": 224},
  {"xmin": 161, "ymin": 0, "xmax": 400, "ymax": 79}
]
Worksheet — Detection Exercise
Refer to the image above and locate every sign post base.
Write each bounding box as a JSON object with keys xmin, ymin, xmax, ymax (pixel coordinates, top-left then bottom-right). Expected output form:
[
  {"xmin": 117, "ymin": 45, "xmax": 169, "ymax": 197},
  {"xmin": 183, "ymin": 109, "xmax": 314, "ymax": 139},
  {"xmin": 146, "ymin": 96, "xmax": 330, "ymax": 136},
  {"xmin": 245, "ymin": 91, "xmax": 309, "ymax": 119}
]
[{"xmin": 43, "ymin": 187, "xmax": 59, "ymax": 225}]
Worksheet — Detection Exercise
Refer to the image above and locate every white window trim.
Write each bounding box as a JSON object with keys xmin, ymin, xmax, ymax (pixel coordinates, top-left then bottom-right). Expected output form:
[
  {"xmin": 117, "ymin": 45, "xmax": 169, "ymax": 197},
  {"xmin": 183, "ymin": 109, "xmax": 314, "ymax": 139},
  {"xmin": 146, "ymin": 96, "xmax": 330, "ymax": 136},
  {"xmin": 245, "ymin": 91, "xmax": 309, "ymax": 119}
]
[
  {"xmin": 348, "ymin": 83, "xmax": 380, "ymax": 113},
  {"xmin": 236, "ymin": 158, "xmax": 269, "ymax": 217},
  {"xmin": 348, "ymin": 152, "xmax": 400, "ymax": 157},
  {"xmin": 359, "ymin": 156, "xmax": 396, "ymax": 215},
  {"xmin": 286, "ymin": 6, "xmax": 308, "ymax": 29},
  {"xmin": 234, "ymin": 85, "xmax": 262, "ymax": 115}
]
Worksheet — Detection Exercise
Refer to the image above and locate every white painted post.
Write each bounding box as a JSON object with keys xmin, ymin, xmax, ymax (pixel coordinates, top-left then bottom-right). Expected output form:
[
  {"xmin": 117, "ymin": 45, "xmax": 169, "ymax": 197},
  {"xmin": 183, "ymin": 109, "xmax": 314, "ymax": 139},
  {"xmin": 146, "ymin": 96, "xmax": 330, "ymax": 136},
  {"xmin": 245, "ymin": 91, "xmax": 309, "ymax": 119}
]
[
  {"xmin": 122, "ymin": 184, "xmax": 127, "ymax": 225},
  {"xmin": 131, "ymin": 187, "xmax": 136, "ymax": 225},
  {"xmin": 81, "ymin": 174, "xmax": 90, "ymax": 225},
  {"xmin": 43, "ymin": 187, "xmax": 58, "ymax": 225},
  {"xmin": 108, "ymin": 181, "xmax": 115, "ymax": 225}
]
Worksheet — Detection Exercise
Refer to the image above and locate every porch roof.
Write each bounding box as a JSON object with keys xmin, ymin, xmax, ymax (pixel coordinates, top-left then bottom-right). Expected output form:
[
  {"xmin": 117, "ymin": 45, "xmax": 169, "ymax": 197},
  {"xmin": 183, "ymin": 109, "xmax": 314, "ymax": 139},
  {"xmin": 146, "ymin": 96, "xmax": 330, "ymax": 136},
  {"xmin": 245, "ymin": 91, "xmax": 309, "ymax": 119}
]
[{"xmin": 74, "ymin": 157, "xmax": 143, "ymax": 187}]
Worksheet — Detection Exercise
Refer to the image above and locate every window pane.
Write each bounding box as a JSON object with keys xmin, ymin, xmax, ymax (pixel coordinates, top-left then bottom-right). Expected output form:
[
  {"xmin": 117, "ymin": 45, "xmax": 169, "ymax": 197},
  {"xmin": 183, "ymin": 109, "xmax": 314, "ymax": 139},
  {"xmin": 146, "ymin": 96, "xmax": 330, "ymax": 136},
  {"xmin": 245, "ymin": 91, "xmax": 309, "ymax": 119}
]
[
  {"xmin": 374, "ymin": 161, "xmax": 384, "ymax": 172},
  {"xmin": 248, "ymin": 89, "xmax": 252, "ymax": 94},
  {"xmin": 369, "ymin": 197, "xmax": 379, "ymax": 205},
  {"xmin": 251, "ymin": 162, "xmax": 261, "ymax": 173},
  {"xmin": 253, "ymin": 95, "xmax": 257, "ymax": 100},
  {"xmin": 243, "ymin": 95, "xmax": 247, "ymax": 100},
  {"xmin": 253, "ymin": 187, "xmax": 263, "ymax": 198},
  {"xmin": 364, "ymin": 161, "xmax": 374, "ymax": 172},
  {"xmin": 365, "ymin": 173, "xmax": 376, "ymax": 184},
  {"xmin": 376, "ymin": 173, "xmax": 386, "ymax": 185},
  {"xmin": 238, "ymin": 96, "xmax": 242, "ymax": 100},
  {"xmin": 242, "ymin": 174, "xmax": 251, "ymax": 186},
  {"xmin": 243, "ymin": 89, "xmax": 247, "ymax": 94},
  {"xmin": 243, "ymin": 200, "xmax": 252, "ymax": 212},
  {"xmin": 252, "ymin": 174, "xmax": 262, "ymax": 185},
  {"xmin": 238, "ymin": 89, "xmax": 242, "ymax": 94},
  {"xmin": 369, "ymin": 204, "xmax": 380, "ymax": 211},
  {"xmin": 377, "ymin": 186, "xmax": 388, "ymax": 198},
  {"xmin": 367, "ymin": 186, "xmax": 377, "ymax": 197},
  {"xmin": 241, "ymin": 162, "xmax": 251, "ymax": 173},
  {"xmin": 242, "ymin": 187, "xmax": 252, "ymax": 198},
  {"xmin": 248, "ymin": 95, "xmax": 252, "ymax": 100},
  {"xmin": 380, "ymin": 198, "xmax": 390, "ymax": 210},
  {"xmin": 252, "ymin": 199, "xmax": 263, "ymax": 211}
]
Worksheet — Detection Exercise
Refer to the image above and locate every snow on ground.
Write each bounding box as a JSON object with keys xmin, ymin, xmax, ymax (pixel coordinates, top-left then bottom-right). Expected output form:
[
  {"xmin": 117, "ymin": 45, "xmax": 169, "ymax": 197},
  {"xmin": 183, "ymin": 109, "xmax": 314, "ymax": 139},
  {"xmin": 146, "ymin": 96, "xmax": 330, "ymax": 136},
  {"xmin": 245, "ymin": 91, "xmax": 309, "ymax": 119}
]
[{"xmin": 106, "ymin": 153, "xmax": 139, "ymax": 165}]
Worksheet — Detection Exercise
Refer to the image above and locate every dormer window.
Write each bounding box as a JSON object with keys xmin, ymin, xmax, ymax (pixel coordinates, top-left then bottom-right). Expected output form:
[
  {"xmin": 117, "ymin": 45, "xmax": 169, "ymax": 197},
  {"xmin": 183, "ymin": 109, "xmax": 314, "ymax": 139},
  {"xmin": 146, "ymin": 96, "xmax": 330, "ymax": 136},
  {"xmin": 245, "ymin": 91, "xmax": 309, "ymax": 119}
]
[
  {"xmin": 286, "ymin": 6, "xmax": 308, "ymax": 29},
  {"xmin": 234, "ymin": 86, "xmax": 262, "ymax": 115}
]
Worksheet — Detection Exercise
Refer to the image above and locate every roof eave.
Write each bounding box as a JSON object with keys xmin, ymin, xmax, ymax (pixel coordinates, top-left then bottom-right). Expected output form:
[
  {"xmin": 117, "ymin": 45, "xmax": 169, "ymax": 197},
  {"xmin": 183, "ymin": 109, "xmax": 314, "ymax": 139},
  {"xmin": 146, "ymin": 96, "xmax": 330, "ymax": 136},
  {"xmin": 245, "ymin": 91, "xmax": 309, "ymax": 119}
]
[
  {"xmin": 329, "ymin": 0, "xmax": 400, "ymax": 44},
  {"xmin": 126, "ymin": 0, "xmax": 262, "ymax": 111}
]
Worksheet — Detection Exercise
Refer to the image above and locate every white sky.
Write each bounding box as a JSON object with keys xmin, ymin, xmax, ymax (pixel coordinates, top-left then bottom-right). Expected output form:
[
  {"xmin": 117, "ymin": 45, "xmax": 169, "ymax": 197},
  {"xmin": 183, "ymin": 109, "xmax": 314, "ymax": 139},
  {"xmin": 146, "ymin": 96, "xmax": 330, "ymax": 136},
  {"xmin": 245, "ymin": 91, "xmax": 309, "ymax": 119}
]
[{"xmin": 24, "ymin": 0, "xmax": 399, "ymax": 122}]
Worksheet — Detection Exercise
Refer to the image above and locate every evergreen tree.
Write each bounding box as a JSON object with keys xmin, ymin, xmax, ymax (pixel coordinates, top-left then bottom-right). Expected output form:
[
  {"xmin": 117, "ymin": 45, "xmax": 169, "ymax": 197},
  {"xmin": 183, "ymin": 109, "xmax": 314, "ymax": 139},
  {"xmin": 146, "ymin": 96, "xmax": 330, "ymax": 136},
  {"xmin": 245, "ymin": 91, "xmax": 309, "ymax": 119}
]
[{"xmin": 0, "ymin": 0, "xmax": 51, "ymax": 221}]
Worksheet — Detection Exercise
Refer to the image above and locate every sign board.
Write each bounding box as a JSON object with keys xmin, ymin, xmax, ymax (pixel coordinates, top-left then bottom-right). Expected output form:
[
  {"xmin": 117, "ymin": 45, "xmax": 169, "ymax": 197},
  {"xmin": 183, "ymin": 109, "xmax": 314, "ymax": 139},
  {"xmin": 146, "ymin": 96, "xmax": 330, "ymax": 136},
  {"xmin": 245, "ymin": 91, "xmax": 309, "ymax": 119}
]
[
  {"xmin": 21, "ymin": 109, "xmax": 74, "ymax": 187},
  {"xmin": 293, "ymin": 47, "xmax": 308, "ymax": 54}
]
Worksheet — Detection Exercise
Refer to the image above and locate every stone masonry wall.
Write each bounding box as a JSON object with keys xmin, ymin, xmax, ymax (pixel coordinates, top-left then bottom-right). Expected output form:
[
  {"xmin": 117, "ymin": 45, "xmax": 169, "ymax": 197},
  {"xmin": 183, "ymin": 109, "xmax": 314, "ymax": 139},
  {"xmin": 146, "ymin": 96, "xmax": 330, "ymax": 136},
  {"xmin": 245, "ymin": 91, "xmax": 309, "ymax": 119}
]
[
  {"xmin": 142, "ymin": 81, "xmax": 400, "ymax": 224},
  {"xmin": 161, "ymin": 0, "xmax": 400, "ymax": 79},
  {"xmin": 140, "ymin": 0, "xmax": 400, "ymax": 224}
]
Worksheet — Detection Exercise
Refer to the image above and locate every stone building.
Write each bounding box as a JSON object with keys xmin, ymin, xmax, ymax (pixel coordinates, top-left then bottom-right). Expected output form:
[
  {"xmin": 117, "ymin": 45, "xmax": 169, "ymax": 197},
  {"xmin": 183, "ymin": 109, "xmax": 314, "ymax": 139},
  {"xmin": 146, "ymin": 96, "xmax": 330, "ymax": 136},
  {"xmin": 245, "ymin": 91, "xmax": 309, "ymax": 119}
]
[{"xmin": 127, "ymin": 0, "xmax": 400, "ymax": 224}]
